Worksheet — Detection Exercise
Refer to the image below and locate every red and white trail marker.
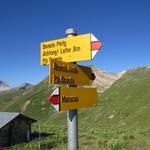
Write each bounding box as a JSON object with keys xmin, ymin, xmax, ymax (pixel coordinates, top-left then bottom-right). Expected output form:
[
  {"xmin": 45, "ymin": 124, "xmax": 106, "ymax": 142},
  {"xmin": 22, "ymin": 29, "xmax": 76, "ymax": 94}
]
[
  {"xmin": 48, "ymin": 88, "xmax": 60, "ymax": 111},
  {"xmin": 91, "ymin": 34, "xmax": 103, "ymax": 59}
]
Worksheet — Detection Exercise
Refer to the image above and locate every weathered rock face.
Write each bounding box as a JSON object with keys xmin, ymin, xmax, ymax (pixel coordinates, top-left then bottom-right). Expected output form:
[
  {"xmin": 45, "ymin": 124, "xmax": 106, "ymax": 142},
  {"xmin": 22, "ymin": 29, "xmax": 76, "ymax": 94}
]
[
  {"xmin": 17, "ymin": 83, "xmax": 33, "ymax": 91},
  {"xmin": 0, "ymin": 81, "xmax": 10, "ymax": 92},
  {"xmin": 91, "ymin": 66, "xmax": 126, "ymax": 93}
]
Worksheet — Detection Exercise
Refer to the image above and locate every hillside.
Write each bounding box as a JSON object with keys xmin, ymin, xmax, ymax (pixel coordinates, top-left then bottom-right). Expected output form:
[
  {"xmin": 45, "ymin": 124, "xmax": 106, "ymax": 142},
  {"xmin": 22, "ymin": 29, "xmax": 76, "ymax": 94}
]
[
  {"xmin": 0, "ymin": 77, "xmax": 53, "ymax": 121},
  {"xmin": 0, "ymin": 66, "xmax": 119, "ymax": 119},
  {"xmin": 1, "ymin": 66, "xmax": 150, "ymax": 149},
  {"xmin": 100, "ymin": 66, "xmax": 150, "ymax": 127}
]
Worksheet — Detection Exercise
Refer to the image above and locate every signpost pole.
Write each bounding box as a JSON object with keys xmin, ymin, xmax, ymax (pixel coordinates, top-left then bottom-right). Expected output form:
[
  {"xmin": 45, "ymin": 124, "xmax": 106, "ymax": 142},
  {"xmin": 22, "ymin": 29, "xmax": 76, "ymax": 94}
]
[{"xmin": 65, "ymin": 28, "xmax": 78, "ymax": 150}]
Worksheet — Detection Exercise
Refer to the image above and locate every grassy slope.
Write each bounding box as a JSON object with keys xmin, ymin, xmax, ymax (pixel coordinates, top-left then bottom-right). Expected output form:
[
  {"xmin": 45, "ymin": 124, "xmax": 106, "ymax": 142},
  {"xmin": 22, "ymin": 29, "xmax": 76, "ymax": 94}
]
[
  {"xmin": 100, "ymin": 67, "xmax": 150, "ymax": 127},
  {"xmin": 0, "ymin": 77, "xmax": 55, "ymax": 121},
  {"xmin": 1, "ymin": 67, "xmax": 150, "ymax": 149}
]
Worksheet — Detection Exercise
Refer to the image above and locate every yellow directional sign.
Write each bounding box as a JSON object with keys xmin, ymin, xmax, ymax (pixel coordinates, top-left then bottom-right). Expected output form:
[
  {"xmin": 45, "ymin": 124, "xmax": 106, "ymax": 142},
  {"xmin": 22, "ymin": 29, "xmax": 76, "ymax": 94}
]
[
  {"xmin": 48, "ymin": 87, "xmax": 97, "ymax": 111},
  {"xmin": 50, "ymin": 59, "xmax": 92, "ymax": 85},
  {"xmin": 41, "ymin": 34, "xmax": 90, "ymax": 65},
  {"xmin": 60, "ymin": 87, "xmax": 97, "ymax": 111},
  {"xmin": 40, "ymin": 33, "xmax": 102, "ymax": 65}
]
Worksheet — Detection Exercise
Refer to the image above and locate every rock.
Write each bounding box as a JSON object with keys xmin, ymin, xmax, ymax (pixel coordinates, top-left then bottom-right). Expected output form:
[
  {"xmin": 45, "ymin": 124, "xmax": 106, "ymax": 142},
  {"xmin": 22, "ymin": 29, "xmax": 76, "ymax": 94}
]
[{"xmin": 0, "ymin": 81, "xmax": 10, "ymax": 92}]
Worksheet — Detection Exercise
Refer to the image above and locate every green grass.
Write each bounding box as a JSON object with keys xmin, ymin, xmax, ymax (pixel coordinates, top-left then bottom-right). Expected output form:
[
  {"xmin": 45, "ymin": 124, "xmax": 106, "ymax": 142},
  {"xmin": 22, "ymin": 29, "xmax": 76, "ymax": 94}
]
[{"xmin": 1, "ymin": 66, "xmax": 150, "ymax": 149}]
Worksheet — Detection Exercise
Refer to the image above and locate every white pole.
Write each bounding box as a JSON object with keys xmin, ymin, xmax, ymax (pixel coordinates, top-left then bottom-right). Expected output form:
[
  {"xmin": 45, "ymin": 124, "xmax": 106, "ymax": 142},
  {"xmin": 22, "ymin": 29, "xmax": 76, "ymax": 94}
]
[{"xmin": 38, "ymin": 122, "xmax": 41, "ymax": 149}]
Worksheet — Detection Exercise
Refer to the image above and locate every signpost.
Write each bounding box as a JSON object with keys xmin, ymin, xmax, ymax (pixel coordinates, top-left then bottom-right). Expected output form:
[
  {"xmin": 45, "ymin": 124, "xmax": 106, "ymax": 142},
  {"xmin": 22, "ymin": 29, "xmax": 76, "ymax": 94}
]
[
  {"xmin": 40, "ymin": 33, "xmax": 102, "ymax": 65},
  {"xmin": 48, "ymin": 87, "xmax": 97, "ymax": 111},
  {"xmin": 50, "ymin": 59, "xmax": 93, "ymax": 85},
  {"xmin": 40, "ymin": 28, "xmax": 102, "ymax": 150}
]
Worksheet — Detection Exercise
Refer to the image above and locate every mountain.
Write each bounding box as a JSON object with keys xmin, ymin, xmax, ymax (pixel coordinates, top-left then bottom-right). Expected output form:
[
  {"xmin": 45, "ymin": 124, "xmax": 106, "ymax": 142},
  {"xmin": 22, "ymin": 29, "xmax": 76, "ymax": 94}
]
[
  {"xmin": 16, "ymin": 83, "xmax": 33, "ymax": 90},
  {"xmin": 0, "ymin": 66, "xmax": 150, "ymax": 149},
  {"xmin": 0, "ymin": 81, "xmax": 9, "ymax": 92},
  {"xmin": 91, "ymin": 66, "xmax": 125, "ymax": 92}
]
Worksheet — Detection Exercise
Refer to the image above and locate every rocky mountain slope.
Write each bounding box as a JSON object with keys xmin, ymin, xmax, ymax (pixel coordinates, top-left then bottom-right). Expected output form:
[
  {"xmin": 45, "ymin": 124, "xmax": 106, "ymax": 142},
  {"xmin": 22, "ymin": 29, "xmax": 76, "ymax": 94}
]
[
  {"xmin": 91, "ymin": 66, "xmax": 125, "ymax": 92},
  {"xmin": 16, "ymin": 83, "xmax": 33, "ymax": 90},
  {"xmin": 0, "ymin": 81, "xmax": 10, "ymax": 92}
]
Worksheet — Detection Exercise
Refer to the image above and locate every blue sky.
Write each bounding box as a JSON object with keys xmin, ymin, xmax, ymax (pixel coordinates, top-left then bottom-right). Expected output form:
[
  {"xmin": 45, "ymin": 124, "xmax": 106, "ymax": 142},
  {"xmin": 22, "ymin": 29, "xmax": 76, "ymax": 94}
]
[{"xmin": 0, "ymin": 0, "xmax": 150, "ymax": 87}]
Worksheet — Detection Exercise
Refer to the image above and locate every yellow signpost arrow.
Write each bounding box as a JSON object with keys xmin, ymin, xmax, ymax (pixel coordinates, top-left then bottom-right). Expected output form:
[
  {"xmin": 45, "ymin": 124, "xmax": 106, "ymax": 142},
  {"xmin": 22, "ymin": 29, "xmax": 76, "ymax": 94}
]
[
  {"xmin": 40, "ymin": 33, "xmax": 102, "ymax": 65},
  {"xmin": 50, "ymin": 59, "xmax": 93, "ymax": 85},
  {"xmin": 48, "ymin": 87, "xmax": 97, "ymax": 111}
]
